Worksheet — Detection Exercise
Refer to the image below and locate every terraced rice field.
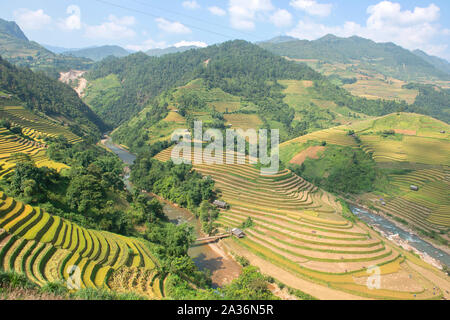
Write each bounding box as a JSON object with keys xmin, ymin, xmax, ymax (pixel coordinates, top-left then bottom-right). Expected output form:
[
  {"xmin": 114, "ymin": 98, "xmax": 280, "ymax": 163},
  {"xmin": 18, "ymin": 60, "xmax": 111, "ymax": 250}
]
[
  {"xmin": 0, "ymin": 128, "xmax": 68, "ymax": 177},
  {"xmin": 0, "ymin": 106, "xmax": 82, "ymax": 144},
  {"xmin": 280, "ymin": 113, "xmax": 450, "ymax": 244},
  {"xmin": 280, "ymin": 127, "xmax": 358, "ymax": 164},
  {"xmin": 0, "ymin": 191, "xmax": 164, "ymax": 299},
  {"xmin": 154, "ymin": 147, "xmax": 449, "ymax": 299},
  {"xmin": 367, "ymin": 168, "xmax": 450, "ymax": 235}
]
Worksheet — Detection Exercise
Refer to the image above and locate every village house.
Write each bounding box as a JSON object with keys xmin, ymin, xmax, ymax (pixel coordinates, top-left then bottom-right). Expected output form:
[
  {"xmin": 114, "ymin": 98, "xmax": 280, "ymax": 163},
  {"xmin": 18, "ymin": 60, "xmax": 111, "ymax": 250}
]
[
  {"xmin": 213, "ymin": 200, "xmax": 228, "ymax": 209},
  {"xmin": 231, "ymin": 228, "xmax": 245, "ymax": 238}
]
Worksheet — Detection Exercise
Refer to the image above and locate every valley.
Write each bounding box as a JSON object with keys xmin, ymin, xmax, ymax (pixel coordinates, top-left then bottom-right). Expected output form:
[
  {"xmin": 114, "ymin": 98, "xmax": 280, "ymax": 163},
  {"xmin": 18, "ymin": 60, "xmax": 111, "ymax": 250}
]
[{"xmin": 0, "ymin": 10, "xmax": 449, "ymax": 302}]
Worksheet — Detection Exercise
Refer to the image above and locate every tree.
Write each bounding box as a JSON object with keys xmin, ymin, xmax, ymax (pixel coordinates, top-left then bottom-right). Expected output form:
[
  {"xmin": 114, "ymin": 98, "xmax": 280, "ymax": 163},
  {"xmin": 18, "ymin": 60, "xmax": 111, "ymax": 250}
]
[{"xmin": 66, "ymin": 174, "xmax": 105, "ymax": 213}]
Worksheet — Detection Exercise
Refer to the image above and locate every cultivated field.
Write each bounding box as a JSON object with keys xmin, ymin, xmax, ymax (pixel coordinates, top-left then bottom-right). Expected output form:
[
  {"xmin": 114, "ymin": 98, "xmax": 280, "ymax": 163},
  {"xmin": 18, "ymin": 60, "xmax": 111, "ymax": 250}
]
[
  {"xmin": 0, "ymin": 128, "xmax": 68, "ymax": 178},
  {"xmin": 0, "ymin": 105, "xmax": 87, "ymax": 177},
  {"xmin": 154, "ymin": 146, "xmax": 450, "ymax": 299},
  {"xmin": 0, "ymin": 191, "xmax": 164, "ymax": 299},
  {"xmin": 281, "ymin": 113, "xmax": 450, "ymax": 240}
]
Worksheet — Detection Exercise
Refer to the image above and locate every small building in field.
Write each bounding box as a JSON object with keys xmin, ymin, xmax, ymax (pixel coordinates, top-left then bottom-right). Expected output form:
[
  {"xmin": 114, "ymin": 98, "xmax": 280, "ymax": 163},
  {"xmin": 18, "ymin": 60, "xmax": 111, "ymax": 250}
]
[
  {"xmin": 440, "ymin": 131, "xmax": 446, "ymax": 134},
  {"xmin": 410, "ymin": 185, "xmax": 419, "ymax": 191},
  {"xmin": 231, "ymin": 228, "xmax": 245, "ymax": 238},
  {"xmin": 213, "ymin": 200, "xmax": 228, "ymax": 209}
]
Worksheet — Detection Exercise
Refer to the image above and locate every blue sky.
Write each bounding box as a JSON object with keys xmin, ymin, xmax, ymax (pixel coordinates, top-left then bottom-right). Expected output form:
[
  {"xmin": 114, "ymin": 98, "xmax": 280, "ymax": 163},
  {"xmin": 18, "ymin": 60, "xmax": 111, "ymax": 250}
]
[{"xmin": 1, "ymin": 1, "xmax": 449, "ymax": 59}]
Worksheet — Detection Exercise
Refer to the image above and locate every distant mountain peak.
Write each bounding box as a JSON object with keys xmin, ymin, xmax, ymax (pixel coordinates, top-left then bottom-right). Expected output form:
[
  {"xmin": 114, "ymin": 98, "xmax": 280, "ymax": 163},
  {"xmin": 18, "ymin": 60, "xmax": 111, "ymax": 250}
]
[
  {"xmin": 261, "ymin": 36, "xmax": 298, "ymax": 44},
  {"xmin": 317, "ymin": 34, "xmax": 340, "ymax": 42},
  {"xmin": 0, "ymin": 18, "xmax": 28, "ymax": 41}
]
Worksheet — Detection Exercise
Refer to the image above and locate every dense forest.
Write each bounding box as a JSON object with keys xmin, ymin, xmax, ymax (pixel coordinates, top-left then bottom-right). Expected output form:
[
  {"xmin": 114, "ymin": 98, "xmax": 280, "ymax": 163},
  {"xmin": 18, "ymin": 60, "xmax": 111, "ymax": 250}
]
[
  {"xmin": 405, "ymin": 83, "xmax": 450, "ymax": 123},
  {"xmin": 86, "ymin": 40, "xmax": 322, "ymax": 127},
  {"xmin": 0, "ymin": 56, "xmax": 106, "ymax": 138},
  {"xmin": 290, "ymin": 143, "xmax": 380, "ymax": 194}
]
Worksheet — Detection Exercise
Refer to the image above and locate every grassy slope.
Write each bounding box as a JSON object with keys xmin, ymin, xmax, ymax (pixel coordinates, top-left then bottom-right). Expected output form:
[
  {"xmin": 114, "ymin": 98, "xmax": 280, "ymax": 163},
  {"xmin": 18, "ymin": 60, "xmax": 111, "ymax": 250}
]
[{"xmin": 281, "ymin": 113, "xmax": 450, "ymax": 237}]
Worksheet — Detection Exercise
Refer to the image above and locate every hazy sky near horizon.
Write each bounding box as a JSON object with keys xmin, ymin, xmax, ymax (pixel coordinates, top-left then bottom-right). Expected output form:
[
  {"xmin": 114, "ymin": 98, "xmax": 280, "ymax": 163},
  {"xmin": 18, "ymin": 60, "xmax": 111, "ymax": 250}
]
[{"xmin": 1, "ymin": 0, "xmax": 449, "ymax": 60}]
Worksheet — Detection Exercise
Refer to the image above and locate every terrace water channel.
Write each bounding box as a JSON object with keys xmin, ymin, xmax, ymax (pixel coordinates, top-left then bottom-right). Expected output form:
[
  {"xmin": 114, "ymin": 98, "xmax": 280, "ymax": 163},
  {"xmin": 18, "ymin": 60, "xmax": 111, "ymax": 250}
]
[
  {"xmin": 350, "ymin": 206, "xmax": 450, "ymax": 267},
  {"xmin": 102, "ymin": 137, "xmax": 241, "ymax": 287}
]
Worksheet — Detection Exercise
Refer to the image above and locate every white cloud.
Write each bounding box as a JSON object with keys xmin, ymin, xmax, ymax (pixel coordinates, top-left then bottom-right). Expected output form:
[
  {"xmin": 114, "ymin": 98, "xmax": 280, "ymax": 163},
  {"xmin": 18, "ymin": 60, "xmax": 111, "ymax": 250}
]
[
  {"xmin": 174, "ymin": 40, "xmax": 208, "ymax": 48},
  {"xmin": 155, "ymin": 18, "xmax": 191, "ymax": 34},
  {"xmin": 13, "ymin": 8, "xmax": 52, "ymax": 31},
  {"xmin": 209, "ymin": 6, "xmax": 227, "ymax": 16},
  {"xmin": 85, "ymin": 15, "xmax": 136, "ymax": 40},
  {"xmin": 59, "ymin": 5, "xmax": 82, "ymax": 31},
  {"xmin": 366, "ymin": 1, "xmax": 440, "ymax": 28},
  {"xmin": 270, "ymin": 9, "xmax": 293, "ymax": 28},
  {"xmin": 228, "ymin": 0, "xmax": 274, "ymax": 30},
  {"xmin": 288, "ymin": 1, "xmax": 449, "ymax": 59},
  {"xmin": 182, "ymin": 1, "xmax": 200, "ymax": 10},
  {"xmin": 126, "ymin": 39, "xmax": 167, "ymax": 52},
  {"xmin": 290, "ymin": 0, "xmax": 332, "ymax": 17}
]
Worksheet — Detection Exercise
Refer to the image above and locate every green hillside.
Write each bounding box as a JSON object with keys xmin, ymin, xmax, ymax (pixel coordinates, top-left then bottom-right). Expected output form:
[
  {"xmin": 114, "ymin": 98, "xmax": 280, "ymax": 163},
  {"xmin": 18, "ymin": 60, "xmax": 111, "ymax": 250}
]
[
  {"xmin": 88, "ymin": 40, "xmax": 445, "ymax": 153},
  {"xmin": 259, "ymin": 34, "xmax": 450, "ymax": 82},
  {"xmin": 146, "ymin": 45, "xmax": 200, "ymax": 57},
  {"xmin": 281, "ymin": 113, "xmax": 450, "ymax": 243},
  {"xmin": 0, "ymin": 56, "xmax": 107, "ymax": 139},
  {"xmin": 0, "ymin": 18, "xmax": 92, "ymax": 78},
  {"xmin": 84, "ymin": 40, "xmax": 321, "ymax": 128},
  {"xmin": 413, "ymin": 49, "xmax": 450, "ymax": 76}
]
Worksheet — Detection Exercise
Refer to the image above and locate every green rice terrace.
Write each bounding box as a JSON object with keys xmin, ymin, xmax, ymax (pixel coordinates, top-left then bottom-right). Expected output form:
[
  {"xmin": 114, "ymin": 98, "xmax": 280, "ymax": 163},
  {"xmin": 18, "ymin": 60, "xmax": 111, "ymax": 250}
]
[
  {"xmin": 281, "ymin": 113, "xmax": 450, "ymax": 243},
  {"xmin": 0, "ymin": 105, "xmax": 85, "ymax": 178},
  {"xmin": 154, "ymin": 145, "xmax": 450, "ymax": 300},
  {"xmin": 0, "ymin": 191, "xmax": 165, "ymax": 299}
]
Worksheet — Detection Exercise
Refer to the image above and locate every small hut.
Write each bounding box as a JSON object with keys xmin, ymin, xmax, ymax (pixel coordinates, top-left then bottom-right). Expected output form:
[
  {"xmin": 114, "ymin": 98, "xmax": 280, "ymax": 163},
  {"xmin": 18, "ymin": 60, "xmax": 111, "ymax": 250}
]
[
  {"xmin": 213, "ymin": 200, "xmax": 228, "ymax": 209},
  {"xmin": 231, "ymin": 228, "xmax": 245, "ymax": 238},
  {"xmin": 410, "ymin": 185, "xmax": 419, "ymax": 191}
]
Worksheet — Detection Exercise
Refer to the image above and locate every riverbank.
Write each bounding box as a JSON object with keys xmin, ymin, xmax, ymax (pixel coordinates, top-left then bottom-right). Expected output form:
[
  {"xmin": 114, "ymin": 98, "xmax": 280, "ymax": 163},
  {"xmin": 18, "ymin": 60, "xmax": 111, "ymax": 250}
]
[
  {"xmin": 100, "ymin": 137, "xmax": 242, "ymax": 288},
  {"xmin": 348, "ymin": 202, "xmax": 449, "ymax": 269},
  {"xmin": 347, "ymin": 199, "xmax": 450, "ymax": 256},
  {"xmin": 146, "ymin": 192, "xmax": 242, "ymax": 287}
]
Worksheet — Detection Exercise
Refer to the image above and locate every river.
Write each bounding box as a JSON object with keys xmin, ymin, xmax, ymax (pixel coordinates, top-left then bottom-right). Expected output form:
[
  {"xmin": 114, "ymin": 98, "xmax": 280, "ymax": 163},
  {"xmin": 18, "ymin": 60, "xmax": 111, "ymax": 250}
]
[
  {"xmin": 351, "ymin": 206, "xmax": 450, "ymax": 267},
  {"xmin": 102, "ymin": 137, "xmax": 448, "ymax": 280},
  {"xmin": 101, "ymin": 137, "xmax": 242, "ymax": 287}
]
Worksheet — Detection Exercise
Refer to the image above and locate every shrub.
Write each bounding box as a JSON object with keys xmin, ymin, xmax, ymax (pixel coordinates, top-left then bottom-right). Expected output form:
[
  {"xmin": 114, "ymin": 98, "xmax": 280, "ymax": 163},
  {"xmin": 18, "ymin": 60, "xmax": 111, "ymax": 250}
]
[
  {"xmin": 0, "ymin": 271, "xmax": 37, "ymax": 290},
  {"xmin": 72, "ymin": 288, "xmax": 147, "ymax": 300}
]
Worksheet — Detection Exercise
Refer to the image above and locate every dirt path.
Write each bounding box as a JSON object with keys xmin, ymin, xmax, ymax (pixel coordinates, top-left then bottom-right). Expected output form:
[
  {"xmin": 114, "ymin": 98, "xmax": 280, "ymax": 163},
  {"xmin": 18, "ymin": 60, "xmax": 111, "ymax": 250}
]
[{"xmin": 223, "ymin": 239, "xmax": 369, "ymax": 300}]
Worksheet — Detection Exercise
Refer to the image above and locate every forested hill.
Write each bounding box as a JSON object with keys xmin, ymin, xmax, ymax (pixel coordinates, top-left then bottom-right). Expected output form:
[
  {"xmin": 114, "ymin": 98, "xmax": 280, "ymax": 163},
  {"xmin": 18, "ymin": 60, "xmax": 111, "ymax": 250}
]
[
  {"xmin": 259, "ymin": 34, "xmax": 450, "ymax": 81},
  {"xmin": 0, "ymin": 18, "xmax": 92, "ymax": 78},
  {"xmin": 62, "ymin": 45, "xmax": 130, "ymax": 61},
  {"xmin": 0, "ymin": 56, "xmax": 107, "ymax": 139},
  {"xmin": 146, "ymin": 45, "xmax": 201, "ymax": 57},
  {"xmin": 0, "ymin": 19, "xmax": 28, "ymax": 41},
  {"xmin": 86, "ymin": 40, "xmax": 322, "ymax": 126},
  {"xmin": 413, "ymin": 49, "xmax": 450, "ymax": 76}
]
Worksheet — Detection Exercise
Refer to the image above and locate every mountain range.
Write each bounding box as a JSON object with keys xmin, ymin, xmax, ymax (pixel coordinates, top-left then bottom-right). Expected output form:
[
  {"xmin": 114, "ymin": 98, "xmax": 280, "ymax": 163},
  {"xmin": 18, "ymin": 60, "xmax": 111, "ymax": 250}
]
[
  {"xmin": 0, "ymin": 18, "xmax": 92, "ymax": 78},
  {"xmin": 259, "ymin": 34, "xmax": 450, "ymax": 81}
]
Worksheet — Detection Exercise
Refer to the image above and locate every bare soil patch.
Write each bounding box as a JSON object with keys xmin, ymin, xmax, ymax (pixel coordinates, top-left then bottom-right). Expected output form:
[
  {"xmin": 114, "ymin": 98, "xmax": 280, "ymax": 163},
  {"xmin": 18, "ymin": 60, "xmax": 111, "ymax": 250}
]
[
  {"xmin": 290, "ymin": 146, "xmax": 326, "ymax": 165},
  {"xmin": 394, "ymin": 129, "xmax": 416, "ymax": 136}
]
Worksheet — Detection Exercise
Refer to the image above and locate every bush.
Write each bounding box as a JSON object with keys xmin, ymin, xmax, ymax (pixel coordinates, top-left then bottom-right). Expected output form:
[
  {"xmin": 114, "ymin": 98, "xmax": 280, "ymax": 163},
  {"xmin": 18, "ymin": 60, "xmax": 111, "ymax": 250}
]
[
  {"xmin": 72, "ymin": 288, "xmax": 147, "ymax": 300},
  {"xmin": 40, "ymin": 281, "xmax": 69, "ymax": 296},
  {"xmin": 235, "ymin": 255, "xmax": 250, "ymax": 267},
  {"xmin": 0, "ymin": 271, "xmax": 37, "ymax": 290}
]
